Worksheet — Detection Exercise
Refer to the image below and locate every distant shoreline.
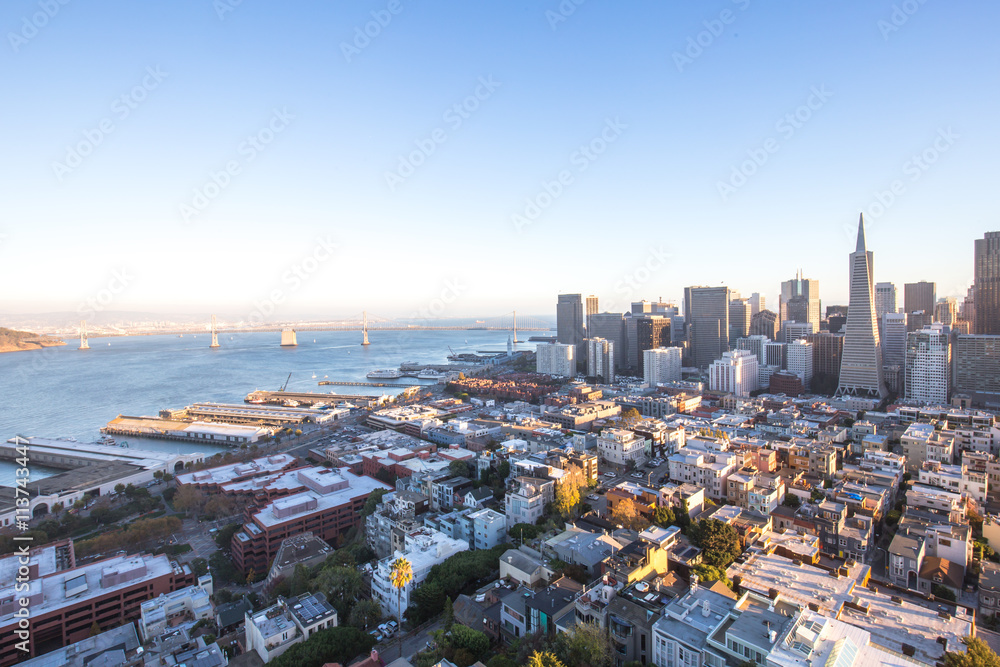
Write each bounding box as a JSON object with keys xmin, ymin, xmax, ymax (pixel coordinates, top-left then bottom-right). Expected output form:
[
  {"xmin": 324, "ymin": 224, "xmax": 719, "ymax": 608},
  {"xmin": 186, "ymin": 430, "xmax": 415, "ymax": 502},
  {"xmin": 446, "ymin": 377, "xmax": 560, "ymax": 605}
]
[{"xmin": 0, "ymin": 339, "xmax": 66, "ymax": 354}]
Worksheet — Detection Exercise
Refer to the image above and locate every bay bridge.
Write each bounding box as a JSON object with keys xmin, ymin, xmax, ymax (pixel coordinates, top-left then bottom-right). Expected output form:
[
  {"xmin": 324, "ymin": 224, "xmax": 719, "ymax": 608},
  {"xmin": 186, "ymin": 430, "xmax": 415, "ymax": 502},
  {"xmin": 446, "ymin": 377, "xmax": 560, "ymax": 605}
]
[{"xmin": 77, "ymin": 310, "xmax": 554, "ymax": 348}]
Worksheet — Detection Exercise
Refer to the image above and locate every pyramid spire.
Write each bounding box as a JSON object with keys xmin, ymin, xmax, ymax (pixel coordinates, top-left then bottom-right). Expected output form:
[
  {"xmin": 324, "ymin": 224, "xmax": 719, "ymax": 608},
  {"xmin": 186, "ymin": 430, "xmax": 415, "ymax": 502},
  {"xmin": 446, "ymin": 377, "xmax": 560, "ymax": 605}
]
[{"xmin": 856, "ymin": 213, "xmax": 867, "ymax": 253}]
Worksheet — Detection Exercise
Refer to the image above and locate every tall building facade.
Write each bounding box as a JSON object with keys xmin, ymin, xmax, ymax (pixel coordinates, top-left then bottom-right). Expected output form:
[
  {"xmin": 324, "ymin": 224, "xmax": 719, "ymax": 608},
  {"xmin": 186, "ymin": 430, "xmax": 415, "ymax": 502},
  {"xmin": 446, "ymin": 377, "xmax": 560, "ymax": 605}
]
[
  {"xmin": 585, "ymin": 295, "xmax": 599, "ymax": 336},
  {"xmin": 636, "ymin": 316, "xmax": 671, "ymax": 376},
  {"xmin": 875, "ymin": 282, "xmax": 897, "ymax": 317},
  {"xmin": 904, "ymin": 281, "xmax": 936, "ymax": 317},
  {"xmin": 779, "ymin": 272, "xmax": 821, "ymax": 331},
  {"xmin": 880, "ymin": 313, "xmax": 908, "ymax": 366},
  {"xmin": 782, "ymin": 321, "xmax": 815, "ymax": 344},
  {"xmin": 787, "ymin": 339, "xmax": 814, "ymax": 391},
  {"xmin": 806, "ymin": 331, "xmax": 843, "ymax": 389},
  {"xmin": 748, "ymin": 293, "xmax": 765, "ymax": 316},
  {"xmin": 835, "ymin": 215, "xmax": 887, "ymax": 399},
  {"xmin": 975, "ymin": 232, "xmax": 1000, "ymax": 334},
  {"xmin": 557, "ymin": 294, "xmax": 585, "ymax": 359},
  {"xmin": 684, "ymin": 286, "xmax": 730, "ymax": 369},
  {"xmin": 588, "ymin": 312, "xmax": 627, "ymax": 367},
  {"xmin": 536, "ymin": 343, "xmax": 575, "ymax": 376},
  {"xmin": 749, "ymin": 309, "xmax": 778, "ymax": 339},
  {"xmin": 587, "ymin": 338, "xmax": 615, "ymax": 383},
  {"xmin": 643, "ymin": 347, "xmax": 682, "ymax": 387},
  {"xmin": 708, "ymin": 349, "xmax": 759, "ymax": 397},
  {"xmin": 935, "ymin": 297, "xmax": 958, "ymax": 326},
  {"xmin": 904, "ymin": 324, "xmax": 951, "ymax": 404},
  {"xmin": 736, "ymin": 334, "xmax": 769, "ymax": 365},
  {"xmin": 729, "ymin": 298, "xmax": 751, "ymax": 342},
  {"xmin": 953, "ymin": 335, "xmax": 1000, "ymax": 405},
  {"xmin": 764, "ymin": 341, "xmax": 787, "ymax": 369}
]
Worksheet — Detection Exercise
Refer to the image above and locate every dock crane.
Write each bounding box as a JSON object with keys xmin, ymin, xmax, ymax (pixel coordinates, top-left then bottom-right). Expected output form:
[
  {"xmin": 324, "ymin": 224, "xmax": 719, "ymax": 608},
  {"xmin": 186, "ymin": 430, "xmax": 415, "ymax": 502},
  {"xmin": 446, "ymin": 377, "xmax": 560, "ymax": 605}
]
[{"xmin": 279, "ymin": 373, "xmax": 292, "ymax": 392}]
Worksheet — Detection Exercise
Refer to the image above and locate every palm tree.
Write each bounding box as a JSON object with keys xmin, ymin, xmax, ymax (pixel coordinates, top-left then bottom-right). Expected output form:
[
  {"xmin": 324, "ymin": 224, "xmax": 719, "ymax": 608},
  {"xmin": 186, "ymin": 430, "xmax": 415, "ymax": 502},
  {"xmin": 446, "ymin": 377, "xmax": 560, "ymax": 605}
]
[{"xmin": 389, "ymin": 556, "xmax": 413, "ymax": 657}]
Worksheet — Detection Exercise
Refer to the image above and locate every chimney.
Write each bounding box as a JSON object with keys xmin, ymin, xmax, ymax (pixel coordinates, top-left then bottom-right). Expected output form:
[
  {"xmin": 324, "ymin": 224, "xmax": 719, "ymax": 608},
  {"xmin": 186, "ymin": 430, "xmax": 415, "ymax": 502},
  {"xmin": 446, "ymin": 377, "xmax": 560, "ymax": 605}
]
[{"xmin": 702, "ymin": 600, "xmax": 710, "ymax": 617}]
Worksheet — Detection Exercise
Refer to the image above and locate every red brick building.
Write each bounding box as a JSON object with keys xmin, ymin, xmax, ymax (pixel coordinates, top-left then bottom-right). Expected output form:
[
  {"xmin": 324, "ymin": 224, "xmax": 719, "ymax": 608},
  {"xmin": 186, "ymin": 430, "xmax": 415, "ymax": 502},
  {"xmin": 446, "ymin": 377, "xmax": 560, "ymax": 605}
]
[
  {"xmin": 0, "ymin": 540, "xmax": 194, "ymax": 666},
  {"xmin": 231, "ymin": 467, "xmax": 391, "ymax": 575}
]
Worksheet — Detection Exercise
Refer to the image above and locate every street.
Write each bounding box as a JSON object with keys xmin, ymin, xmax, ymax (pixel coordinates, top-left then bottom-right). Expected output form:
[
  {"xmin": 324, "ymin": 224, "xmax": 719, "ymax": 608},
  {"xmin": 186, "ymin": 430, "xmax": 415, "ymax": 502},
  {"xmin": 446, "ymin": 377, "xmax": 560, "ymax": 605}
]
[{"xmin": 379, "ymin": 619, "xmax": 443, "ymax": 662}]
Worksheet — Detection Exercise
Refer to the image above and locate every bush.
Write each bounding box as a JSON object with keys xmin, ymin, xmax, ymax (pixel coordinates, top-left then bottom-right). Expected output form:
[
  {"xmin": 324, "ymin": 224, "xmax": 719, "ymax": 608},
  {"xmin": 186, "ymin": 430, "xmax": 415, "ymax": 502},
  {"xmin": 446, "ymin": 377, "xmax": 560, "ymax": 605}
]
[{"xmin": 267, "ymin": 626, "xmax": 375, "ymax": 667}]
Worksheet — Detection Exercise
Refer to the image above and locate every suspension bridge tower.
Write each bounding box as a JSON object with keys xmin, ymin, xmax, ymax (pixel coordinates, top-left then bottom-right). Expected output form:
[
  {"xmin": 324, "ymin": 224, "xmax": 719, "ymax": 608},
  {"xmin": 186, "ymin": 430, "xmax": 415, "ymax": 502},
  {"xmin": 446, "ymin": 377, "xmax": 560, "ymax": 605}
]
[
  {"xmin": 209, "ymin": 315, "xmax": 220, "ymax": 348},
  {"xmin": 78, "ymin": 320, "xmax": 89, "ymax": 350},
  {"xmin": 361, "ymin": 311, "xmax": 370, "ymax": 346},
  {"xmin": 512, "ymin": 310, "xmax": 519, "ymax": 344}
]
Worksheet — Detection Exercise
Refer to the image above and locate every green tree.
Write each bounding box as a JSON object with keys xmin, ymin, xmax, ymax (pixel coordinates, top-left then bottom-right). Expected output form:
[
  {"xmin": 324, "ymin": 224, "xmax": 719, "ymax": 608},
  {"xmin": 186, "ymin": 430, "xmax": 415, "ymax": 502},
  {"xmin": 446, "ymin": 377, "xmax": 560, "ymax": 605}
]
[
  {"xmin": 191, "ymin": 557, "xmax": 209, "ymax": 577},
  {"xmin": 559, "ymin": 622, "xmax": 613, "ymax": 667},
  {"xmin": 487, "ymin": 656, "xmax": 519, "ymax": 667},
  {"xmin": 449, "ymin": 459, "xmax": 472, "ymax": 479},
  {"xmin": 215, "ymin": 522, "xmax": 242, "ymax": 549},
  {"xmin": 619, "ymin": 408, "xmax": 642, "ymax": 430},
  {"xmin": 528, "ymin": 651, "xmax": 568, "ymax": 667},
  {"xmin": 268, "ymin": 626, "xmax": 375, "ymax": 667},
  {"xmin": 508, "ymin": 523, "xmax": 541, "ymax": 542},
  {"xmin": 114, "ymin": 483, "xmax": 125, "ymax": 495},
  {"xmin": 943, "ymin": 636, "xmax": 1000, "ymax": 667},
  {"xmin": 443, "ymin": 596, "xmax": 455, "ymax": 631},
  {"xmin": 390, "ymin": 557, "xmax": 413, "ymax": 656},
  {"xmin": 289, "ymin": 563, "xmax": 311, "ymax": 596},
  {"xmin": 691, "ymin": 564, "xmax": 732, "ymax": 589},
  {"xmin": 314, "ymin": 566, "xmax": 364, "ymax": 616},
  {"xmin": 689, "ymin": 519, "xmax": 742, "ymax": 568},
  {"xmin": 450, "ymin": 624, "xmax": 489, "ymax": 659},
  {"xmin": 652, "ymin": 504, "xmax": 675, "ymax": 527},
  {"xmin": 554, "ymin": 482, "xmax": 581, "ymax": 519},
  {"xmin": 933, "ymin": 584, "xmax": 957, "ymax": 602},
  {"xmin": 497, "ymin": 460, "xmax": 510, "ymax": 480},
  {"xmin": 361, "ymin": 489, "xmax": 389, "ymax": 516},
  {"xmin": 348, "ymin": 599, "xmax": 383, "ymax": 631}
]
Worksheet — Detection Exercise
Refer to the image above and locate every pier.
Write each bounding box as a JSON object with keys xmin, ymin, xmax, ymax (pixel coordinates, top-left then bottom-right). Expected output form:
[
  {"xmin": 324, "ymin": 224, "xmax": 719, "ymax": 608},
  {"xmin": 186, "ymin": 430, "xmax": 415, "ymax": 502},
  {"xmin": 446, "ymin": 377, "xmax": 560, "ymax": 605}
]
[
  {"xmin": 318, "ymin": 380, "xmax": 423, "ymax": 388},
  {"xmin": 245, "ymin": 390, "xmax": 389, "ymax": 408}
]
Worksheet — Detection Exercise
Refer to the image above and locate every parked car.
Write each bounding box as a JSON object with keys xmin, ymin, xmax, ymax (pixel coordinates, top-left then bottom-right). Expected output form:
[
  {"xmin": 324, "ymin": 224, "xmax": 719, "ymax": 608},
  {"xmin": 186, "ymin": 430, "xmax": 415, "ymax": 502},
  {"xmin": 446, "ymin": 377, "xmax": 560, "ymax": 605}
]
[
  {"xmin": 631, "ymin": 472, "xmax": 644, "ymax": 479},
  {"xmin": 387, "ymin": 620, "xmax": 399, "ymax": 631},
  {"xmin": 587, "ymin": 494, "xmax": 600, "ymax": 501},
  {"xmin": 603, "ymin": 472, "xmax": 616, "ymax": 478}
]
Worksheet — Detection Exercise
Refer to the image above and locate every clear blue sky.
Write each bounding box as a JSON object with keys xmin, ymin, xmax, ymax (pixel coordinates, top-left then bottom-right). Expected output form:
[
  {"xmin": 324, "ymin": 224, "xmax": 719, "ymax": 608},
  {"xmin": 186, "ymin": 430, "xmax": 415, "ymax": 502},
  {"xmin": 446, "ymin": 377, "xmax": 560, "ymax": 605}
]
[{"xmin": 1, "ymin": 0, "xmax": 997, "ymax": 322}]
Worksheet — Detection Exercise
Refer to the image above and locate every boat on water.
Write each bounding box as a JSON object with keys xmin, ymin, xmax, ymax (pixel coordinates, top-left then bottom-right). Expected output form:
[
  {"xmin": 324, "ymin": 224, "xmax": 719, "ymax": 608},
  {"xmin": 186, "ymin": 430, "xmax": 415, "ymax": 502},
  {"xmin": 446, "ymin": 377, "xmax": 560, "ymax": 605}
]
[
  {"xmin": 416, "ymin": 370, "xmax": 447, "ymax": 380},
  {"xmin": 312, "ymin": 373, "xmax": 317, "ymax": 379},
  {"xmin": 367, "ymin": 369, "xmax": 403, "ymax": 379}
]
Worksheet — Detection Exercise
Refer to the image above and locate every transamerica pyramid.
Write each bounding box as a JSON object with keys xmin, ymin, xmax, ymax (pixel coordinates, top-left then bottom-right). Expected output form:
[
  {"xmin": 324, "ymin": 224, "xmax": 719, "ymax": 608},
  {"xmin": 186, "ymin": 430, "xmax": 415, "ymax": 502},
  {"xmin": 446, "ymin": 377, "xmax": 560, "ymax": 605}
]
[{"xmin": 835, "ymin": 214, "xmax": 887, "ymax": 399}]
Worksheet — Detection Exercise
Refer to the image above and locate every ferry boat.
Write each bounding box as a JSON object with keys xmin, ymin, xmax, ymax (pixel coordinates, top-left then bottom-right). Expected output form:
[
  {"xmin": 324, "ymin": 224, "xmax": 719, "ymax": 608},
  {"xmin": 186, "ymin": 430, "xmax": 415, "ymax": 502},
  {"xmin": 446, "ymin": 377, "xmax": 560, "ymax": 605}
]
[
  {"xmin": 367, "ymin": 369, "xmax": 403, "ymax": 379},
  {"xmin": 416, "ymin": 370, "xmax": 448, "ymax": 380}
]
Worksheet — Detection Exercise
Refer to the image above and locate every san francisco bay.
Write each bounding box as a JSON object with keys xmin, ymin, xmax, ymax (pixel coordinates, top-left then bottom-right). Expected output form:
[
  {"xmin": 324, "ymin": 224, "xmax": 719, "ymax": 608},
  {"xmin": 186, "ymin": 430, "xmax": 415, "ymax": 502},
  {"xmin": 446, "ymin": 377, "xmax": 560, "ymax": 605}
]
[{"xmin": 0, "ymin": 329, "xmax": 539, "ymax": 486}]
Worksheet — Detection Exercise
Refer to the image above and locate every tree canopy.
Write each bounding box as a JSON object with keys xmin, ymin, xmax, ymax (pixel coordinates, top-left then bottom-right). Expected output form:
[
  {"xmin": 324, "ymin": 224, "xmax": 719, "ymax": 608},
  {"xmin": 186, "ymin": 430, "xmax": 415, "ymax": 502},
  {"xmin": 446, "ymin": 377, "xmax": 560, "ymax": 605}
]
[
  {"xmin": 943, "ymin": 637, "xmax": 1000, "ymax": 667},
  {"xmin": 688, "ymin": 519, "xmax": 742, "ymax": 568}
]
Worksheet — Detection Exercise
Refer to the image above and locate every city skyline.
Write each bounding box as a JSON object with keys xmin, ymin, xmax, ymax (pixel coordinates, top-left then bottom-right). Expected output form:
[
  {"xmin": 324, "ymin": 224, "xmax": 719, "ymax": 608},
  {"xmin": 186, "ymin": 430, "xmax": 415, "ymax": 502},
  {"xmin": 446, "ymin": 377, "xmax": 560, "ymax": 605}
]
[{"xmin": 2, "ymin": 1, "xmax": 998, "ymax": 319}]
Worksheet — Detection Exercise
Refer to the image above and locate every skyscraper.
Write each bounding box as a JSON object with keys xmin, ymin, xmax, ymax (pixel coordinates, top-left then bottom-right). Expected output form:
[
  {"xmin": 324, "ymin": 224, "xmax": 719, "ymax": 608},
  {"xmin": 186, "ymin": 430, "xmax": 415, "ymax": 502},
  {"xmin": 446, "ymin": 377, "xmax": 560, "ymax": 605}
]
[
  {"xmin": 536, "ymin": 343, "xmax": 575, "ymax": 377},
  {"xmin": 904, "ymin": 324, "xmax": 950, "ymax": 404},
  {"xmin": 749, "ymin": 309, "xmax": 778, "ymax": 339},
  {"xmin": 587, "ymin": 338, "xmax": 615, "ymax": 383},
  {"xmin": 588, "ymin": 312, "xmax": 626, "ymax": 367},
  {"xmin": 934, "ymin": 297, "xmax": 957, "ymax": 326},
  {"xmin": 708, "ymin": 349, "xmax": 759, "ymax": 397},
  {"xmin": 643, "ymin": 347, "xmax": 682, "ymax": 387},
  {"xmin": 556, "ymin": 294, "xmax": 585, "ymax": 359},
  {"xmin": 748, "ymin": 293, "xmax": 765, "ymax": 317},
  {"xmin": 684, "ymin": 286, "xmax": 730, "ymax": 369},
  {"xmin": 904, "ymin": 281, "xmax": 936, "ymax": 317},
  {"xmin": 875, "ymin": 282, "xmax": 896, "ymax": 318},
  {"xmin": 787, "ymin": 339, "xmax": 814, "ymax": 391},
  {"xmin": 880, "ymin": 313, "xmax": 908, "ymax": 366},
  {"xmin": 729, "ymin": 298, "xmax": 751, "ymax": 342},
  {"xmin": 835, "ymin": 215, "xmax": 887, "ymax": 399},
  {"xmin": 636, "ymin": 316, "xmax": 671, "ymax": 376},
  {"xmin": 953, "ymin": 334, "xmax": 1000, "ymax": 404},
  {"xmin": 975, "ymin": 232, "xmax": 1000, "ymax": 334},
  {"xmin": 585, "ymin": 295, "xmax": 599, "ymax": 335},
  {"xmin": 779, "ymin": 272, "xmax": 820, "ymax": 332}
]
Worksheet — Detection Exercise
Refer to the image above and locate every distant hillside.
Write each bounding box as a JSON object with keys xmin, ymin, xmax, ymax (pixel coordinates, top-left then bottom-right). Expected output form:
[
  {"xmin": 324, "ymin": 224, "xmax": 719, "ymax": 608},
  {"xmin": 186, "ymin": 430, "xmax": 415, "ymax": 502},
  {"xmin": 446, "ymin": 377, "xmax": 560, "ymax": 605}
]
[{"xmin": 0, "ymin": 328, "xmax": 65, "ymax": 353}]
